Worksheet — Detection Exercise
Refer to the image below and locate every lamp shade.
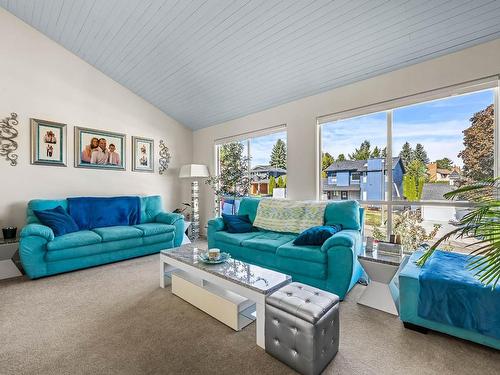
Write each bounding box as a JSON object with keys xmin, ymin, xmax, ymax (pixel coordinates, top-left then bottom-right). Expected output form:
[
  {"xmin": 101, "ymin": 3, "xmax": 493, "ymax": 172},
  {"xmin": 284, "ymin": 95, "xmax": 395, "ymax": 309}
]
[{"xmin": 179, "ymin": 164, "xmax": 209, "ymax": 178}]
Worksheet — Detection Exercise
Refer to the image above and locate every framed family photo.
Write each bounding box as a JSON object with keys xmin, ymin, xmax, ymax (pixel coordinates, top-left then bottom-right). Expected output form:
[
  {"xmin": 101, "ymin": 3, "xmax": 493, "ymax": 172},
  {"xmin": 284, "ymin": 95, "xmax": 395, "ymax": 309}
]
[
  {"xmin": 75, "ymin": 126, "xmax": 126, "ymax": 170},
  {"xmin": 30, "ymin": 118, "xmax": 67, "ymax": 166},
  {"xmin": 132, "ymin": 136, "xmax": 154, "ymax": 172}
]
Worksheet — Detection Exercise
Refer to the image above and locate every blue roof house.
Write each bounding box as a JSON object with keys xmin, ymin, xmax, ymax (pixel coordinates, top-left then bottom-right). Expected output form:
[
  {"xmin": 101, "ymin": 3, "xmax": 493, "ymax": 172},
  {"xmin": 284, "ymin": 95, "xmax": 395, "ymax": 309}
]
[{"xmin": 323, "ymin": 157, "xmax": 404, "ymax": 201}]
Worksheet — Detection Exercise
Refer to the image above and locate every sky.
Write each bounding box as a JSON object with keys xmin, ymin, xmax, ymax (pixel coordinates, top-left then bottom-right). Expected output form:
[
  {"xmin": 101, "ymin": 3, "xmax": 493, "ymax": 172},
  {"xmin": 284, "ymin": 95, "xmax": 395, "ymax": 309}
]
[
  {"xmin": 322, "ymin": 89, "xmax": 494, "ymax": 167},
  {"xmin": 248, "ymin": 131, "xmax": 287, "ymax": 167}
]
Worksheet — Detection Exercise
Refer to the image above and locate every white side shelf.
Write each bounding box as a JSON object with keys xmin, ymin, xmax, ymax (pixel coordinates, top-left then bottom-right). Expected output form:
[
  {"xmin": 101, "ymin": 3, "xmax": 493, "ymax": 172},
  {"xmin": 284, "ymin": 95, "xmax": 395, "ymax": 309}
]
[{"xmin": 171, "ymin": 270, "xmax": 256, "ymax": 331}]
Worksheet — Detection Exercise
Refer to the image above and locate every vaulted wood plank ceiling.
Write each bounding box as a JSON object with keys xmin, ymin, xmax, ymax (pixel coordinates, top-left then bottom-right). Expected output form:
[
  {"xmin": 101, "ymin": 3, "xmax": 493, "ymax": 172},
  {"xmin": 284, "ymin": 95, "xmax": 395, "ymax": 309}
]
[{"xmin": 2, "ymin": 0, "xmax": 500, "ymax": 129}]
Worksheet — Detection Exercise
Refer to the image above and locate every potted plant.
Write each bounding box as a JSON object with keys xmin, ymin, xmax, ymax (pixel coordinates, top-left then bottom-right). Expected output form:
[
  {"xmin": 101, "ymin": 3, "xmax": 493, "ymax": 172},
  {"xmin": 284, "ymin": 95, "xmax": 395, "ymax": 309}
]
[
  {"xmin": 205, "ymin": 142, "xmax": 250, "ymax": 215},
  {"xmin": 417, "ymin": 178, "xmax": 500, "ymax": 287}
]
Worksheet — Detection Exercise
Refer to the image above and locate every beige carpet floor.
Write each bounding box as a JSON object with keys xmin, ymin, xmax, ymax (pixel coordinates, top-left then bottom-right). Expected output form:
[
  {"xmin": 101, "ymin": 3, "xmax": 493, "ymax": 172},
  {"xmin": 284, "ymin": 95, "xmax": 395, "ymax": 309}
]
[{"xmin": 1, "ymin": 251, "xmax": 498, "ymax": 375}]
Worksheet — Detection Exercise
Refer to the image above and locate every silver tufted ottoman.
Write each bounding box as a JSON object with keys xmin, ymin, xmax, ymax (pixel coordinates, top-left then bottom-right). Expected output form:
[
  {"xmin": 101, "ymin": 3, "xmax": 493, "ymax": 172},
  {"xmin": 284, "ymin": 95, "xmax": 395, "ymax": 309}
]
[{"xmin": 265, "ymin": 282, "xmax": 340, "ymax": 375}]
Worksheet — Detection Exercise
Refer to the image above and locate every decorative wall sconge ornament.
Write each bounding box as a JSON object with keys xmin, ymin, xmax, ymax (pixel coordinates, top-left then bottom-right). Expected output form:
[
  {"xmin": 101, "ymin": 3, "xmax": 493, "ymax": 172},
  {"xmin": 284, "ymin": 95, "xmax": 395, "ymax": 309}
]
[
  {"xmin": 158, "ymin": 140, "xmax": 171, "ymax": 175},
  {"xmin": 0, "ymin": 112, "xmax": 19, "ymax": 166}
]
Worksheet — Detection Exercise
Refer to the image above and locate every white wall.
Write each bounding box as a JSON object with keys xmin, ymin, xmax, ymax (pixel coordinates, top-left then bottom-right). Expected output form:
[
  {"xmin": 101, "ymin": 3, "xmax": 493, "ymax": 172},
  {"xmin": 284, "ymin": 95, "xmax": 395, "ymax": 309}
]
[
  {"xmin": 0, "ymin": 9, "xmax": 193, "ymax": 230},
  {"xmin": 193, "ymin": 38, "xmax": 500, "ymax": 233}
]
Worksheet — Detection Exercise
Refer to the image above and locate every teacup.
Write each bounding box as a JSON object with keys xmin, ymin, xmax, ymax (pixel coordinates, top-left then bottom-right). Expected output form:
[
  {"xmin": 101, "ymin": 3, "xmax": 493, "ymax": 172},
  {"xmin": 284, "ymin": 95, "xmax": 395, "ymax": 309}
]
[{"xmin": 208, "ymin": 248, "xmax": 220, "ymax": 261}]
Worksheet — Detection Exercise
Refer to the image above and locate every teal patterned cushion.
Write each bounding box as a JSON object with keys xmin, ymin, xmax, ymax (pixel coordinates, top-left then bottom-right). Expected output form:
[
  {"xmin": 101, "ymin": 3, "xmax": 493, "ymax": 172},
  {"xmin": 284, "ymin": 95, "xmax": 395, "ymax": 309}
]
[{"xmin": 253, "ymin": 199, "xmax": 327, "ymax": 234}]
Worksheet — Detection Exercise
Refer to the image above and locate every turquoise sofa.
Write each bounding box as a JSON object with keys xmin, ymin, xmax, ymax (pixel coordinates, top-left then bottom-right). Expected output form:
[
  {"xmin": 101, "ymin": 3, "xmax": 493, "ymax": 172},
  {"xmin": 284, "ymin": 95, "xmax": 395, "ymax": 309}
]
[
  {"xmin": 20, "ymin": 196, "xmax": 183, "ymax": 279},
  {"xmin": 399, "ymin": 251, "xmax": 500, "ymax": 350},
  {"xmin": 208, "ymin": 198, "xmax": 364, "ymax": 300}
]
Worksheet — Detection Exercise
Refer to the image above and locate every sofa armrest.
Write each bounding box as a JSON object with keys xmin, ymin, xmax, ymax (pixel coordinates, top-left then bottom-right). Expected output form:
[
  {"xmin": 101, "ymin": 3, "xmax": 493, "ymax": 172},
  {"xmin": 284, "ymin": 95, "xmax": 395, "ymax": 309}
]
[
  {"xmin": 20, "ymin": 225, "xmax": 53, "ymax": 279},
  {"xmin": 155, "ymin": 212, "xmax": 183, "ymax": 225},
  {"xmin": 207, "ymin": 217, "xmax": 225, "ymax": 232},
  {"xmin": 321, "ymin": 229, "xmax": 359, "ymax": 252},
  {"xmin": 207, "ymin": 217, "xmax": 225, "ymax": 249},
  {"xmin": 20, "ymin": 223, "xmax": 54, "ymax": 242},
  {"xmin": 155, "ymin": 212, "xmax": 184, "ymax": 247}
]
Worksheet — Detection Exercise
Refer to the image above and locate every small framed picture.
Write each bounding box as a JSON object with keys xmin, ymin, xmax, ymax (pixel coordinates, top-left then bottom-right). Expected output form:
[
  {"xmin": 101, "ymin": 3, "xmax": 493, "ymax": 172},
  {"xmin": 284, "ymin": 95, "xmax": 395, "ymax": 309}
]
[
  {"xmin": 30, "ymin": 118, "xmax": 67, "ymax": 166},
  {"xmin": 75, "ymin": 126, "xmax": 126, "ymax": 170},
  {"xmin": 132, "ymin": 136, "xmax": 154, "ymax": 172}
]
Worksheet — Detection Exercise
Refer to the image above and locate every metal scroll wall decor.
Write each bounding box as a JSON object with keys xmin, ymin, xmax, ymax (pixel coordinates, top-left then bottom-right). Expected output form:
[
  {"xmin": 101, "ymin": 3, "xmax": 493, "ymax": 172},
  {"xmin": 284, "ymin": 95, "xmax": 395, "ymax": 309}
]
[
  {"xmin": 0, "ymin": 113, "xmax": 19, "ymax": 166},
  {"xmin": 158, "ymin": 140, "xmax": 171, "ymax": 175}
]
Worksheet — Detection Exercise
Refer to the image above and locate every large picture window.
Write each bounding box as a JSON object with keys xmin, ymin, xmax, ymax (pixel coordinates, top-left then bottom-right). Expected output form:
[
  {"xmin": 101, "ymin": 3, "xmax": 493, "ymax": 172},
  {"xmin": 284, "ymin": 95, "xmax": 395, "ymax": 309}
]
[
  {"xmin": 319, "ymin": 82, "xmax": 498, "ymax": 253},
  {"xmin": 214, "ymin": 127, "xmax": 287, "ymax": 214}
]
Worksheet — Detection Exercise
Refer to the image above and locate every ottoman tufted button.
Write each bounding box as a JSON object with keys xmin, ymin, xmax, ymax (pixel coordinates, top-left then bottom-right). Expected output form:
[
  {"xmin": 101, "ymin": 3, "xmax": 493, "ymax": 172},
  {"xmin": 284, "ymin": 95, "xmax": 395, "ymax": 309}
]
[
  {"xmin": 274, "ymin": 338, "xmax": 280, "ymax": 345},
  {"xmin": 315, "ymin": 292, "xmax": 320, "ymax": 296},
  {"xmin": 322, "ymin": 328, "xmax": 326, "ymax": 335},
  {"xmin": 291, "ymin": 349, "xmax": 298, "ymax": 356},
  {"xmin": 305, "ymin": 299, "xmax": 310, "ymax": 303},
  {"xmin": 286, "ymin": 292, "xmax": 292, "ymax": 297},
  {"xmin": 291, "ymin": 327, "xmax": 298, "ymax": 334},
  {"xmin": 273, "ymin": 318, "xmax": 279, "ymax": 325}
]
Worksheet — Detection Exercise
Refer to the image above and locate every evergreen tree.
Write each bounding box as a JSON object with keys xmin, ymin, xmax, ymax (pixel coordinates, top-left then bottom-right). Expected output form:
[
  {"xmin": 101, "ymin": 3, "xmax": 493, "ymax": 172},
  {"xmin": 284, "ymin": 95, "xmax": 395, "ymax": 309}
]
[
  {"xmin": 381, "ymin": 147, "xmax": 387, "ymax": 158},
  {"xmin": 277, "ymin": 176, "xmax": 285, "ymax": 188},
  {"xmin": 403, "ymin": 160, "xmax": 427, "ymax": 201},
  {"xmin": 337, "ymin": 153, "xmax": 346, "ymax": 161},
  {"xmin": 321, "ymin": 152, "xmax": 334, "ymax": 172},
  {"xmin": 205, "ymin": 142, "xmax": 250, "ymax": 214},
  {"xmin": 270, "ymin": 139, "xmax": 287, "ymax": 169},
  {"xmin": 399, "ymin": 142, "xmax": 414, "ymax": 168},
  {"xmin": 371, "ymin": 146, "xmax": 381, "ymax": 158},
  {"xmin": 436, "ymin": 157, "xmax": 453, "ymax": 170},
  {"xmin": 414, "ymin": 143, "xmax": 429, "ymax": 164},
  {"xmin": 349, "ymin": 140, "xmax": 371, "ymax": 160},
  {"xmin": 269, "ymin": 176, "xmax": 276, "ymax": 195}
]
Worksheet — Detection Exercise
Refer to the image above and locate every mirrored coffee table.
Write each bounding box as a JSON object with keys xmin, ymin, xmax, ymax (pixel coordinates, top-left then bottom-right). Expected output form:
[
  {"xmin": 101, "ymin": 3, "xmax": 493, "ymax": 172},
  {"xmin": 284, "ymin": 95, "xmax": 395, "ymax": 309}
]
[{"xmin": 160, "ymin": 244, "xmax": 291, "ymax": 349}]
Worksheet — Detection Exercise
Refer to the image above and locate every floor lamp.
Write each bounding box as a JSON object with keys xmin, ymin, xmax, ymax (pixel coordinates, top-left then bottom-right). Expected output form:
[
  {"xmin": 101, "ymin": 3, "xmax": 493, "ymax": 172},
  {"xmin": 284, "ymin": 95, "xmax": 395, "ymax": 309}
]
[{"xmin": 179, "ymin": 164, "xmax": 209, "ymax": 241}]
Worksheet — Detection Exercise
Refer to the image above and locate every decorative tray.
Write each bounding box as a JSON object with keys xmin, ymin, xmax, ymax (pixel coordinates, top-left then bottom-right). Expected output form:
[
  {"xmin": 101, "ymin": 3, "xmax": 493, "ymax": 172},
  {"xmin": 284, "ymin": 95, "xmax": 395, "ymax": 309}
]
[{"xmin": 197, "ymin": 252, "xmax": 231, "ymax": 264}]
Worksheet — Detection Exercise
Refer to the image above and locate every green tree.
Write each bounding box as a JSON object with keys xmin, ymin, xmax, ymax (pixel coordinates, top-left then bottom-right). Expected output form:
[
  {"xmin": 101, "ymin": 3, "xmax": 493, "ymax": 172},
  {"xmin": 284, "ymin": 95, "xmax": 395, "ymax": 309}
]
[
  {"xmin": 381, "ymin": 147, "xmax": 387, "ymax": 158},
  {"xmin": 337, "ymin": 153, "xmax": 346, "ymax": 161},
  {"xmin": 436, "ymin": 157, "xmax": 453, "ymax": 170},
  {"xmin": 321, "ymin": 152, "xmax": 335, "ymax": 177},
  {"xmin": 399, "ymin": 142, "xmax": 414, "ymax": 168},
  {"xmin": 414, "ymin": 143, "xmax": 429, "ymax": 164},
  {"xmin": 269, "ymin": 176, "xmax": 276, "ymax": 195},
  {"xmin": 277, "ymin": 175, "xmax": 285, "ymax": 188},
  {"xmin": 270, "ymin": 139, "xmax": 287, "ymax": 169},
  {"xmin": 349, "ymin": 140, "xmax": 371, "ymax": 160},
  {"xmin": 403, "ymin": 160, "xmax": 427, "ymax": 201},
  {"xmin": 458, "ymin": 104, "xmax": 494, "ymax": 181},
  {"xmin": 205, "ymin": 142, "xmax": 250, "ymax": 214},
  {"xmin": 371, "ymin": 146, "xmax": 381, "ymax": 158}
]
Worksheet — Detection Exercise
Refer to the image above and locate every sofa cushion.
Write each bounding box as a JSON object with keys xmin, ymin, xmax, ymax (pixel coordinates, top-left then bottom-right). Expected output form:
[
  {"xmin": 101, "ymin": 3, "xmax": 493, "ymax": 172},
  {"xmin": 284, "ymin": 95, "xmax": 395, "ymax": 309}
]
[
  {"xmin": 324, "ymin": 200, "xmax": 360, "ymax": 230},
  {"xmin": 33, "ymin": 206, "xmax": 79, "ymax": 237},
  {"xmin": 241, "ymin": 232, "xmax": 297, "ymax": 254},
  {"xmin": 213, "ymin": 231, "xmax": 260, "ymax": 246},
  {"xmin": 134, "ymin": 223, "xmax": 175, "ymax": 237},
  {"xmin": 92, "ymin": 226, "xmax": 143, "ymax": 242},
  {"xmin": 276, "ymin": 241, "xmax": 327, "ymax": 264},
  {"xmin": 47, "ymin": 230, "xmax": 102, "ymax": 251},
  {"xmin": 222, "ymin": 214, "xmax": 253, "ymax": 233},
  {"xmin": 294, "ymin": 225, "xmax": 342, "ymax": 246}
]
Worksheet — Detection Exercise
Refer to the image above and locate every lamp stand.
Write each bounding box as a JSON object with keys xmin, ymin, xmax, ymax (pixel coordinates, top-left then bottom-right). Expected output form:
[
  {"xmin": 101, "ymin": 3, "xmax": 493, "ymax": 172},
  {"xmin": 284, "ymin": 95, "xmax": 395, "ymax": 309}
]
[{"xmin": 190, "ymin": 180, "xmax": 200, "ymax": 241}]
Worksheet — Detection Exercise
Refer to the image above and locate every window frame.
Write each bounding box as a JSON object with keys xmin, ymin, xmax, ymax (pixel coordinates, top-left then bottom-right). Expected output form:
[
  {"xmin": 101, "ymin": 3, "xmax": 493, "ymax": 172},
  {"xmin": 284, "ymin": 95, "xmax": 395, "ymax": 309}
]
[
  {"xmin": 213, "ymin": 124, "xmax": 288, "ymax": 204},
  {"xmin": 317, "ymin": 77, "xmax": 500, "ymax": 240}
]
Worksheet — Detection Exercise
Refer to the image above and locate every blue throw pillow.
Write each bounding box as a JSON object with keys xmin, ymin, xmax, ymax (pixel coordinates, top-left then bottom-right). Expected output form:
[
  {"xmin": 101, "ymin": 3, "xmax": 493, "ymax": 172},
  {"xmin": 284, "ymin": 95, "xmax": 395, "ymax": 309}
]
[
  {"xmin": 34, "ymin": 206, "xmax": 79, "ymax": 237},
  {"xmin": 293, "ymin": 225, "xmax": 342, "ymax": 246},
  {"xmin": 222, "ymin": 214, "xmax": 253, "ymax": 233}
]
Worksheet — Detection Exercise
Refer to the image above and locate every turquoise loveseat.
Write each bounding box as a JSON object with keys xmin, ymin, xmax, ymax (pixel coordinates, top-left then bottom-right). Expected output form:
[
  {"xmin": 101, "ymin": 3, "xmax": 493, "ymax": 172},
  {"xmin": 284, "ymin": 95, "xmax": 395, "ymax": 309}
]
[
  {"xmin": 20, "ymin": 196, "xmax": 183, "ymax": 279},
  {"xmin": 208, "ymin": 198, "xmax": 364, "ymax": 299}
]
